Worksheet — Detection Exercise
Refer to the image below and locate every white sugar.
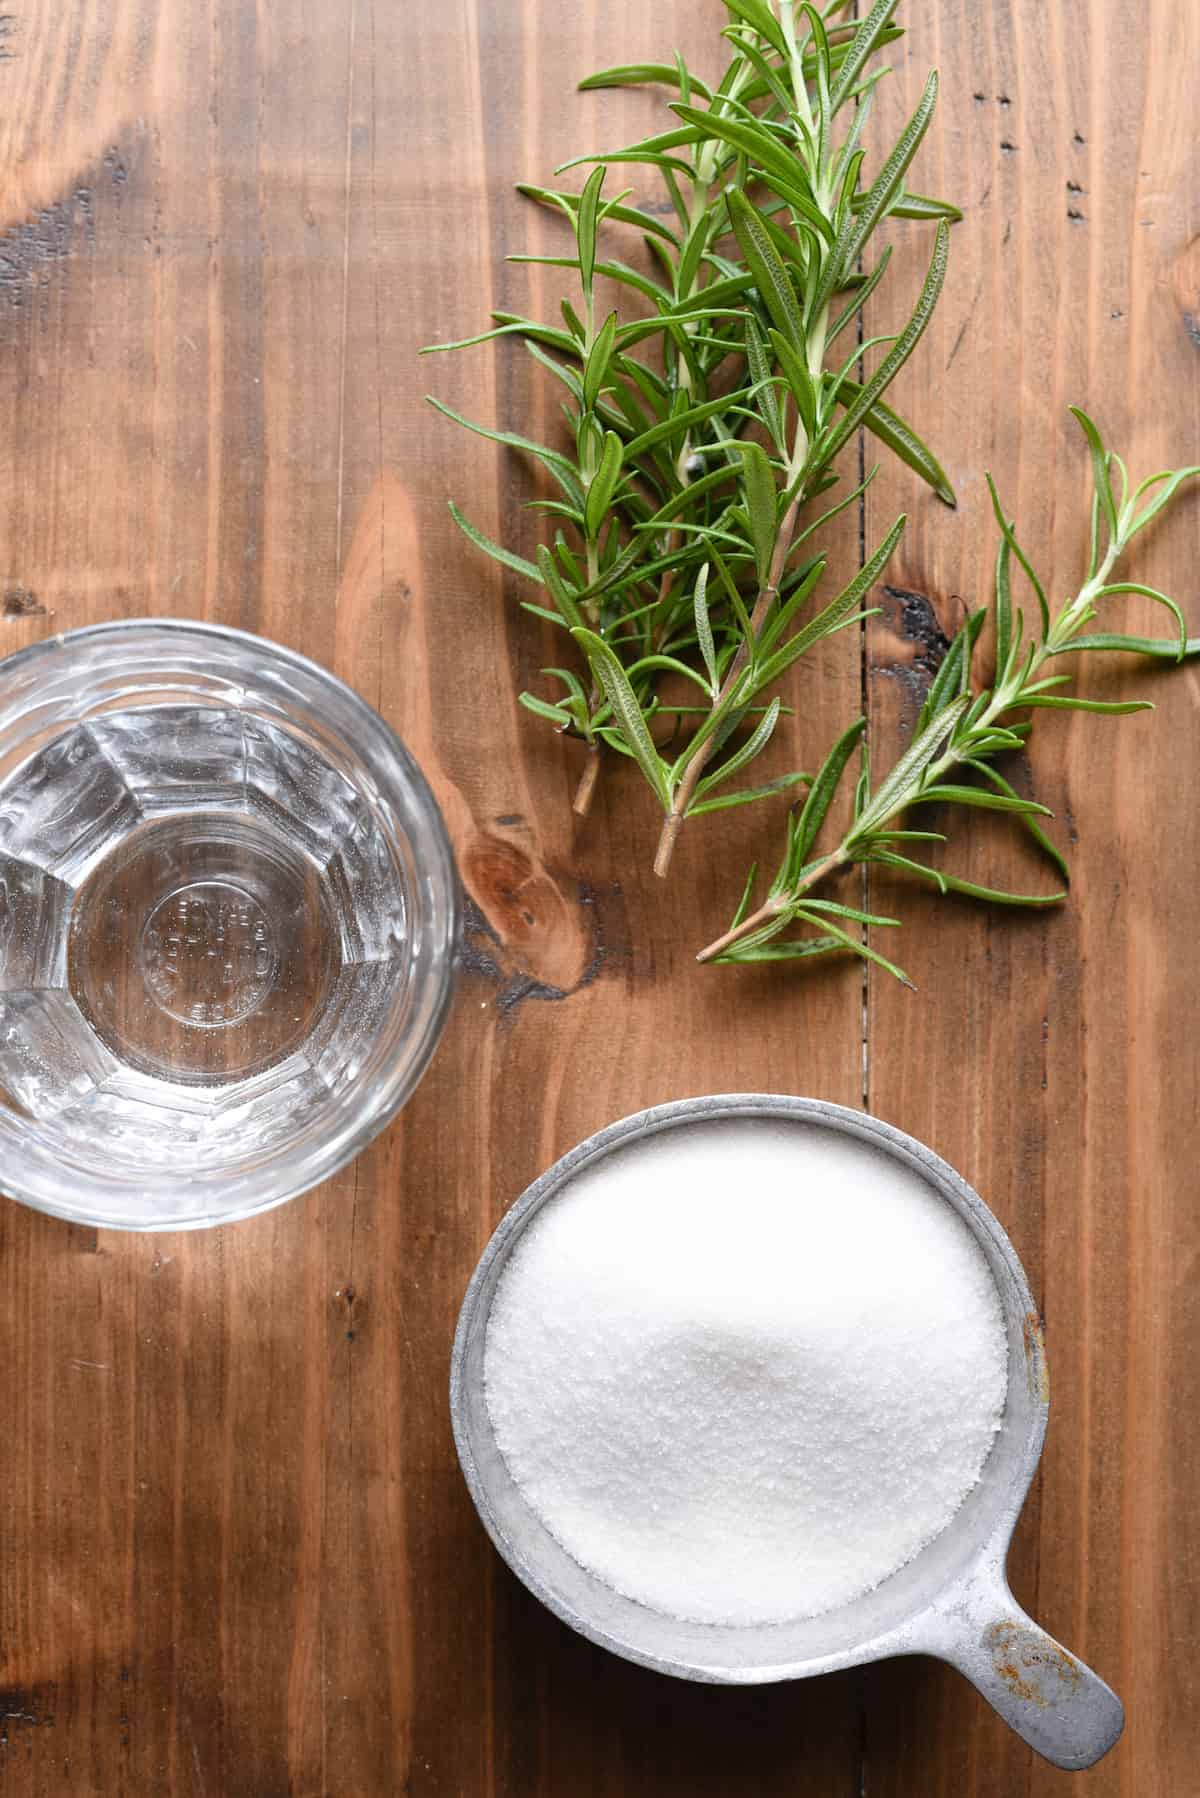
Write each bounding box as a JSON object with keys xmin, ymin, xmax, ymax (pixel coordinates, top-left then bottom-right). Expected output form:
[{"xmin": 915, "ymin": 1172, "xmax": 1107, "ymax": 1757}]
[{"xmin": 484, "ymin": 1118, "xmax": 1008, "ymax": 1627}]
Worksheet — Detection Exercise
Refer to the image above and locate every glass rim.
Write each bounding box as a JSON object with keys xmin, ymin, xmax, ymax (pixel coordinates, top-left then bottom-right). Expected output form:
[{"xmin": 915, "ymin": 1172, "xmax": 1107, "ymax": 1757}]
[{"xmin": 0, "ymin": 616, "xmax": 461, "ymax": 1230}]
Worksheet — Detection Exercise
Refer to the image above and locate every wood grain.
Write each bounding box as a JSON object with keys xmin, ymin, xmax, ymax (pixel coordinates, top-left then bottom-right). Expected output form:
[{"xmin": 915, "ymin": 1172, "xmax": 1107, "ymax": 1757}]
[
  {"xmin": 0, "ymin": 0, "xmax": 1195, "ymax": 1794},
  {"xmin": 861, "ymin": 2, "xmax": 1200, "ymax": 1794}
]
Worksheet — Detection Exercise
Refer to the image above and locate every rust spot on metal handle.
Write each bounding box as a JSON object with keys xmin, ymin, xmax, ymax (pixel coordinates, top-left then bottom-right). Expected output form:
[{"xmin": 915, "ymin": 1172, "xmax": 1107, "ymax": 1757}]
[
  {"xmin": 1023, "ymin": 1309, "xmax": 1050, "ymax": 1403},
  {"xmin": 986, "ymin": 1619, "xmax": 1082, "ymax": 1708}
]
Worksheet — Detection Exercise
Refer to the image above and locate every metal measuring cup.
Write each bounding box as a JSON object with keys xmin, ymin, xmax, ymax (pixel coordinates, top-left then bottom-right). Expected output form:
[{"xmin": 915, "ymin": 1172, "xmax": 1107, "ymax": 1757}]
[{"xmin": 450, "ymin": 1095, "xmax": 1124, "ymax": 1772}]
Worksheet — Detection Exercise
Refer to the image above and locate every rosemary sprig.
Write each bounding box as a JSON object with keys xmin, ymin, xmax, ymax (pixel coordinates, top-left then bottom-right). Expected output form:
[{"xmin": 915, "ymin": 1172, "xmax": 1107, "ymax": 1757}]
[
  {"xmin": 698, "ymin": 411, "xmax": 1200, "ymax": 976},
  {"xmin": 425, "ymin": 0, "xmax": 958, "ymax": 865}
]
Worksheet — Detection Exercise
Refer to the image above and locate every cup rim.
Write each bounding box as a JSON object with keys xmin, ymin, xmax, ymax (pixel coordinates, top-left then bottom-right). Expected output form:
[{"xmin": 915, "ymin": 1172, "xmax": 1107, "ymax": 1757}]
[
  {"xmin": 0, "ymin": 617, "xmax": 460, "ymax": 1229},
  {"xmin": 0, "ymin": 615, "xmax": 406, "ymax": 736},
  {"xmin": 450, "ymin": 1093, "xmax": 1047, "ymax": 1682}
]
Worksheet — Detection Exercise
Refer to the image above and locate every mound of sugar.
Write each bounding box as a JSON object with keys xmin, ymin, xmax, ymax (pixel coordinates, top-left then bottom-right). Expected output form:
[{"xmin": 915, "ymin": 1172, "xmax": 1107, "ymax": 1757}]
[{"xmin": 484, "ymin": 1117, "xmax": 1007, "ymax": 1626}]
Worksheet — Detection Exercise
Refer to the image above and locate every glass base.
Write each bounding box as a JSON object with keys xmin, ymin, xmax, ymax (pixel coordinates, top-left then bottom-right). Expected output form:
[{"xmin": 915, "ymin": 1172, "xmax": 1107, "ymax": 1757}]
[{"xmin": 69, "ymin": 812, "xmax": 339, "ymax": 1084}]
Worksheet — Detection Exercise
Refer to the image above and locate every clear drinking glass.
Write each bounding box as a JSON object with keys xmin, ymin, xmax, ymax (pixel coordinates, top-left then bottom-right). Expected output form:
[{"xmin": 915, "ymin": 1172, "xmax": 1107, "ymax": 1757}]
[{"xmin": 0, "ymin": 620, "xmax": 458, "ymax": 1229}]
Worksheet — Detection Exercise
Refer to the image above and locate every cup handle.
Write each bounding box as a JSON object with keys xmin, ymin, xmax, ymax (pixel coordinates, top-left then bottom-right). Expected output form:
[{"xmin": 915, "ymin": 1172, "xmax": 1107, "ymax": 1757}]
[{"xmin": 914, "ymin": 1562, "xmax": 1124, "ymax": 1770}]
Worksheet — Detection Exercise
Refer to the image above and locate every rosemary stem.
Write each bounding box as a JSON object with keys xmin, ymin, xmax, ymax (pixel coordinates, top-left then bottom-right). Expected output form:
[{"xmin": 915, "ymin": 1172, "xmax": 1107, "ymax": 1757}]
[
  {"xmin": 594, "ymin": 114, "xmax": 738, "ymax": 817},
  {"xmin": 780, "ymin": 1, "xmax": 816, "ymax": 138},
  {"xmin": 652, "ymin": 489, "xmax": 804, "ymax": 877},
  {"xmin": 651, "ymin": 102, "xmax": 742, "ymax": 649},
  {"xmin": 573, "ymin": 743, "xmax": 602, "ymax": 816},
  {"xmin": 731, "ymin": 539, "xmax": 1132, "ymax": 927},
  {"xmin": 695, "ymin": 896, "xmax": 784, "ymax": 962},
  {"xmin": 584, "ymin": 539, "xmax": 600, "ymax": 627},
  {"xmin": 917, "ymin": 538, "xmax": 1123, "ymax": 800},
  {"xmin": 699, "ymin": 534, "xmax": 1127, "ymax": 953},
  {"xmin": 696, "ymin": 850, "xmax": 846, "ymax": 960},
  {"xmin": 651, "ymin": 294, "xmax": 828, "ymax": 879}
]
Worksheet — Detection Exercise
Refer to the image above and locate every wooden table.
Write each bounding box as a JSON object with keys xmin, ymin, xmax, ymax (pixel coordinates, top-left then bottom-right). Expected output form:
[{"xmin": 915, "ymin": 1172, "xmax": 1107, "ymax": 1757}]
[{"xmin": 1, "ymin": 1, "xmax": 1197, "ymax": 1792}]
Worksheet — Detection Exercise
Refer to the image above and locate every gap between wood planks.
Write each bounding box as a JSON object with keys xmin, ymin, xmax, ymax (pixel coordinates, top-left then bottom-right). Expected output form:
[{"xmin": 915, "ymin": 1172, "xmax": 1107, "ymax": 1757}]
[
  {"xmin": 855, "ymin": 116, "xmax": 871, "ymax": 1123},
  {"xmin": 853, "ymin": 3, "xmax": 873, "ymax": 1770},
  {"xmin": 853, "ymin": 94, "xmax": 872, "ymax": 1785}
]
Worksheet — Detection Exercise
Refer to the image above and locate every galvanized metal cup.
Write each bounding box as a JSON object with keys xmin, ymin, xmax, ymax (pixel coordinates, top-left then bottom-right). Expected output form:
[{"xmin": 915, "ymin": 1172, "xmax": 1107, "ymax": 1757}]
[{"xmin": 450, "ymin": 1095, "xmax": 1124, "ymax": 1772}]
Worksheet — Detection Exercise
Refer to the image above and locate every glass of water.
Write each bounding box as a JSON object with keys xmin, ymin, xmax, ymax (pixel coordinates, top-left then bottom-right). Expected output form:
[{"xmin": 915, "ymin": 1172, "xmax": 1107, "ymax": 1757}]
[{"xmin": 0, "ymin": 620, "xmax": 458, "ymax": 1229}]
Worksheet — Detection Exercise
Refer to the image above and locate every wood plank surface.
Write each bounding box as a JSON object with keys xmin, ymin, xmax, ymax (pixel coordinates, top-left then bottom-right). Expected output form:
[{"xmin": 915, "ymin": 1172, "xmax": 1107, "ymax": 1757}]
[
  {"xmin": 861, "ymin": 4, "xmax": 1200, "ymax": 1794},
  {"xmin": 0, "ymin": 1, "xmax": 1195, "ymax": 1794}
]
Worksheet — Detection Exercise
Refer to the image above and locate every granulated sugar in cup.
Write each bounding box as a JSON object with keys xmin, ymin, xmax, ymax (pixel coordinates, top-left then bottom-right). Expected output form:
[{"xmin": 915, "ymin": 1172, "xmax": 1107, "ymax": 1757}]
[{"xmin": 451, "ymin": 1095, "xmax": 1123, "ymax": 1772}]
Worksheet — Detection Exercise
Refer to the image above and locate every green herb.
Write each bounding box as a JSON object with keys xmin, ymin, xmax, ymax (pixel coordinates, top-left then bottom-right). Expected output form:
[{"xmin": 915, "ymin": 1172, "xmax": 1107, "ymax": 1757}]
[
  {"xmin": 697, "ymin": 411, "xmax": 1200, "ymax": 977},
  {"xmin": 425, "ymin": 0, "xmax": 958, "ymax": 870}
]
